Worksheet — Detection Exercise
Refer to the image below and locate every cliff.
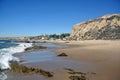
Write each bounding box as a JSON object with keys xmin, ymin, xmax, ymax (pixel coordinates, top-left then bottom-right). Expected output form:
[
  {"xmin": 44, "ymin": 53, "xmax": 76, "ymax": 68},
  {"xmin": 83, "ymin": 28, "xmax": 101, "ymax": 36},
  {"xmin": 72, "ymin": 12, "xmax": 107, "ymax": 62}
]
[{"xmin": 70, "ymin": 14, "xmax": 120, "ymax": 40}]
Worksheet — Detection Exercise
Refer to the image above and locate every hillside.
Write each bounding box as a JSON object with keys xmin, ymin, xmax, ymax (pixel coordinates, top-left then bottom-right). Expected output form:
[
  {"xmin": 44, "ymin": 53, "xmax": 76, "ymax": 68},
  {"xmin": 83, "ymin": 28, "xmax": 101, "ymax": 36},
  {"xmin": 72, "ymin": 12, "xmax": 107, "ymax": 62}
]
[{"xmin": 70, "ymin": 14, "xmax": 120, "ymax": 40}]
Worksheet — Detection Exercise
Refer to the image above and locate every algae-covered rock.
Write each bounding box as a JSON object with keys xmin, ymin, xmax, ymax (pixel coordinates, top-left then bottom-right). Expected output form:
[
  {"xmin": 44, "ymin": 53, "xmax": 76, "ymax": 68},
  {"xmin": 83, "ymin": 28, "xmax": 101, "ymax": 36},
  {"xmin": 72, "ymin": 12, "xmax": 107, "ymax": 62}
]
[
  {"xmin": 69, "ymin": 75, "xmax": 86, "ymax": 80},
  {"xmin": 25, "ymin": 45, "xmax": 47, "ymax": 51},
  {"xmin": 10, "ymin": 62, "xmax": 53, "ymax": 77},
  {"xmin": 65, "ymin": 68, "xmax": 86, "ymax": 80}
]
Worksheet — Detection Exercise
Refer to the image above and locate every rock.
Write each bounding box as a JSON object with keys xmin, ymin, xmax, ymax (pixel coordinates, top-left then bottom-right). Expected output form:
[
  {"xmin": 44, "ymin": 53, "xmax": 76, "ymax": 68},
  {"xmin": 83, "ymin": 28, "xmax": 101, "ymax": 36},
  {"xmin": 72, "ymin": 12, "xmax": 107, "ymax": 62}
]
[
  {"xmin": 69, "ymin": 76, "xmax": 86, "ymax": 80},
  {"xmin": 57, "ymin": 53, "xmax": 68, "ymax": 57},
  {"xmin": 10, "ymin": 62, "xmax": 53, "ymax": 77},
  {"xmin": 65, "ymin": 68, "xmax": 87, "ymax": 80},
  {"xmin": 70, "ymin": 14, "xmax": 120, "ymax": 40},
  {"xmin": 23, "ymin": 40, "xmax": 30, "ymax": 43},
  {"xmin": 64, "ymin": 68, "xmax": 74, "ymax": 72},
  {"xmin": 32, "ymin": 41, "xmax": 36, "ymax": 43},
  {"xmin": 25, "ymin": 45, "xmax": 47, "ymax": 51}
]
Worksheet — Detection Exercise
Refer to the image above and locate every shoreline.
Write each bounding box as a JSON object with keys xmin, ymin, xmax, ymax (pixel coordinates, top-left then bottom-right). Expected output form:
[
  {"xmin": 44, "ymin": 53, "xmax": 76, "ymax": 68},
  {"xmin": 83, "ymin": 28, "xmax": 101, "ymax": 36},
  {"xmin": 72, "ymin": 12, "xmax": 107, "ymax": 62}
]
[{"xmin": 8, "ymin": 40, "xmax": 120, "ymax": 80}]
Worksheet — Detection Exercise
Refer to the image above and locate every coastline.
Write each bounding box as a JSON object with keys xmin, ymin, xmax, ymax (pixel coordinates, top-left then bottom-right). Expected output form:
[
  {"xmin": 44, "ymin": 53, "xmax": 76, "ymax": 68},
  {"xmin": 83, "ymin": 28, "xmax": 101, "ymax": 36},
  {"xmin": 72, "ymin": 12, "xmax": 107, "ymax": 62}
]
[{"xmin": 8, "ymin": 40, "xmax": 120, "ymax": 80}]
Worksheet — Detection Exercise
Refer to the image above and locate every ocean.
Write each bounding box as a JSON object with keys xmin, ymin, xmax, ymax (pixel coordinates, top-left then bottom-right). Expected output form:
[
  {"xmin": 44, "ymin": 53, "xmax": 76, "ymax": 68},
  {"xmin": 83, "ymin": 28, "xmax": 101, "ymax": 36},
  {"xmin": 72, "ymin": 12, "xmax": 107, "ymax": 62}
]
[
  {"xmin": 0, "ymin": 40, "xmax": 67, "ymax": 80},
  {"xmin": 0, "ymin": 40, "xmax": 32, "ymax": 80}
]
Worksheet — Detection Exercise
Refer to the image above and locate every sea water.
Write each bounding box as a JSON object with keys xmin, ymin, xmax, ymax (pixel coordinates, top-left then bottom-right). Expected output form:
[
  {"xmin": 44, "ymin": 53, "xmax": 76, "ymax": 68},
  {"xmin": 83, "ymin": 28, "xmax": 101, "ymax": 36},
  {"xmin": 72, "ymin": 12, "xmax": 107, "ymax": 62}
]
[
  {"xmin": 21, "ymin": 42, "xmax": 67, "ymax": 64},
  {"xmin": 0, "ymin": 40, "xmax": 67, "ymax": 80},
  {"xmin": 0, "ymin": 40, "xmax": 32, "ymax": 80}
]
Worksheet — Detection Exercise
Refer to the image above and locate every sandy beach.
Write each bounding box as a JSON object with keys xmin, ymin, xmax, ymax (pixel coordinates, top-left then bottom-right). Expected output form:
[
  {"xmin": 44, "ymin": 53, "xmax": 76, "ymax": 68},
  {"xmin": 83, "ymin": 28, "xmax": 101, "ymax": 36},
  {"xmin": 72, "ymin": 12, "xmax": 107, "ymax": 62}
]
[
  {"xmin": 55, "ymin": 40, "xmax": 120, "ymax": 80},
  {"xmin": 1, "ymin": 0, "xmax": 120, "ymax": 80},
  {"xmin": 8, "ymin": 40, "xmax": 120, "ymax": 80}
]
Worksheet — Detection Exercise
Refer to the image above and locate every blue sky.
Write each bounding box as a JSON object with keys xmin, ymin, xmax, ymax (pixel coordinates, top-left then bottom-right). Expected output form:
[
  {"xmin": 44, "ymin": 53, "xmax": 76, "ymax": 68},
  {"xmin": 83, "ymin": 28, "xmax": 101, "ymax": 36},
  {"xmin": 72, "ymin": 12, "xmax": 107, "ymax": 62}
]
[{"xmin": 0, "ymin": 0, "xmax": 120, "ymax": 37}]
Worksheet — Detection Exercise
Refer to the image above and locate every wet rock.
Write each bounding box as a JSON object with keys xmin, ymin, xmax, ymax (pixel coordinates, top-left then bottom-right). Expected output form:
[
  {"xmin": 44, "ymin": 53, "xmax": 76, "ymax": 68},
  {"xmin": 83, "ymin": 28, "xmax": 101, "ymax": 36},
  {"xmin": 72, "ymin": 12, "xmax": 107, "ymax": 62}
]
[
  {"xmin": 23, "ymin": 40, "xmax": 30, "ymax": 43},
  {"xmin": 69, "ymin": 76, "xmax": 86, "ymax": 80},
  {"xmin": 10, "ymin": 62, "xmax": 53, "ymax": 77},
  {"xmin": 64, "ymin": 68, "xmax": 74, "ymax": 72},
  {"xmin": 65, "ymin": 68, "xmax": 86, "ymax": 80},
  {"xmin": 65, "ymin": 41, "xmax": 70, "ymax": 43},
  {"xmin": 57, "ymin": 53, "xmax": 68, "ymax": 57},
  {"xmin": 25, "ymin": 45, "xmax": 47, "ymax": 51},
  {"xmin": 91, "ymin": 72, "xmax": 96, "ymax": 75}
]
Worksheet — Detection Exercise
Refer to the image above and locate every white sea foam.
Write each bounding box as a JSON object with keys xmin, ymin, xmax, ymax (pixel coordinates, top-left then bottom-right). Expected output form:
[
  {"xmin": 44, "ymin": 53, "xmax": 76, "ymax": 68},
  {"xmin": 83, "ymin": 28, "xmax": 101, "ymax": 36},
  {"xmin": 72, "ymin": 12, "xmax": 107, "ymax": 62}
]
[
  {"xmin": 0, "ymin": 72, "xmax": 7, "ymax": 80},
  {"xmin": 0, "ymin": 43, "xmax": 32, "ymax": 70}
]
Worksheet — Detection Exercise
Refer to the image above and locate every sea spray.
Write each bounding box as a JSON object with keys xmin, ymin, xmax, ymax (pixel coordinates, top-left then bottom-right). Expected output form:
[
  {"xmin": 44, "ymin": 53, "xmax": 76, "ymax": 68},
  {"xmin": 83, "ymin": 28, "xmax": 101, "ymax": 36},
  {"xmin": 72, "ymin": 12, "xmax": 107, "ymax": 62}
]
[
  {"xmin": 0, "ymin": 43, "xmax": 32, "ymax": 70},
  {"xmin": 0, "ymin": 53, "xmax": 19, "ymax": 70}
]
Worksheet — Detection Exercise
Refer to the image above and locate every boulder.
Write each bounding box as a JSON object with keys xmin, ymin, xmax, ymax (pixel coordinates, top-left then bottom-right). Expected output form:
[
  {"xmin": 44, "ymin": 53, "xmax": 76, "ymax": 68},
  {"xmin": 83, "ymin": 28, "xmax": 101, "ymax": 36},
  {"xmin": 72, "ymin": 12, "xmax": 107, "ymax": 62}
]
[{"xmin": 57, "ymin": 53, "xmax": 68, "ymax": 57}]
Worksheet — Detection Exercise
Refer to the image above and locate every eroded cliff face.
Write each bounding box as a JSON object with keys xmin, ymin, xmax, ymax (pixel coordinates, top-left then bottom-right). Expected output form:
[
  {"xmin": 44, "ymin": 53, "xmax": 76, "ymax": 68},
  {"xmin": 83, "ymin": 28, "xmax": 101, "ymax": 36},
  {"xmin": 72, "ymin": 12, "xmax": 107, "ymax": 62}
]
[{"xmin": 70, "ymin": 14, "xmax": 120, "ymax": 40}]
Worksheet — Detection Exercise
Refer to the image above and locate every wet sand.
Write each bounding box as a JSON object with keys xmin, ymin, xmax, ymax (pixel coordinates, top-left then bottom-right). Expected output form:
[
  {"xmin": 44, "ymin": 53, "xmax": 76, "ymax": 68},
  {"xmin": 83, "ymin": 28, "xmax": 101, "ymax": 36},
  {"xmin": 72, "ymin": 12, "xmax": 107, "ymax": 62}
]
[{"xmin": 8, "ymin": 40, "xmax": 120, "ymax": 80}]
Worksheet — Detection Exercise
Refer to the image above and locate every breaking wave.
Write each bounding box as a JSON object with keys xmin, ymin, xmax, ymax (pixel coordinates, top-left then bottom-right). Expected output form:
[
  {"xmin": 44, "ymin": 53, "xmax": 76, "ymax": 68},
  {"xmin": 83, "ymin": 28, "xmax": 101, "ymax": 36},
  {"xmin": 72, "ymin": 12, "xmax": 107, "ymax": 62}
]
[{"xmin": 0, "ymin": 42, "xmax": 32, "ymax": 70}]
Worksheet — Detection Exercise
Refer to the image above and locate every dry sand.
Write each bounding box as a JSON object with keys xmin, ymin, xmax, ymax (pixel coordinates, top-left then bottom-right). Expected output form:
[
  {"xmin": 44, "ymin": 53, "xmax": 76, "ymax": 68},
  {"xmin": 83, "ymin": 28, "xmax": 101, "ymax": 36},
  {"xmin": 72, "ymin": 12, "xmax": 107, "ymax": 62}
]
[{"xmin": 55, "ymin": 40, "xmax": 120, "ymax": 80}]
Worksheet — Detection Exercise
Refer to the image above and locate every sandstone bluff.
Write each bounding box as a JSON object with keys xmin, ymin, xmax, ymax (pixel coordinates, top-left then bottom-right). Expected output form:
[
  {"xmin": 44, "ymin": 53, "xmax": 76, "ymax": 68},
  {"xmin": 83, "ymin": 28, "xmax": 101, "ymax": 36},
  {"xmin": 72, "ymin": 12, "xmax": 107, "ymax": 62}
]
[{"xmin": 70, "ymin": 14, "xmax": 120, "ymax": 40}]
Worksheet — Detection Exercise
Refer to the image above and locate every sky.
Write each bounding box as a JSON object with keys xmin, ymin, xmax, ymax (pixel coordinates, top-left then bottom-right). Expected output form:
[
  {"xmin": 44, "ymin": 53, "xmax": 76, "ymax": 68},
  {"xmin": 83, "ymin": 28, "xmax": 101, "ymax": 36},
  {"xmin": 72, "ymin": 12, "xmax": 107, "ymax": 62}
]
[{"xmin": 0, "ymin": 0, "xmax": 120, "ymax": 37}]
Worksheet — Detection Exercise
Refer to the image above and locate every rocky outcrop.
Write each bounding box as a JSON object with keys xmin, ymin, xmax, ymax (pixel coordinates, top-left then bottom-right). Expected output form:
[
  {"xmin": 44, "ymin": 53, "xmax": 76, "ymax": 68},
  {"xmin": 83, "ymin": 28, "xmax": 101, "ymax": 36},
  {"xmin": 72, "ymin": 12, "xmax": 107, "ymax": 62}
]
[
  {"xmin": 70, "ymin": 14, "xmax": 120, "ymax": 40},
  {"xmin": 64, "ymin": 68, "xmax": 87, "ymax": 80},
  {"xmin": 10, "ymin": 62, "xmax": 53, "ymax": 77},
  {"xmin": 25, "ymin": 46, "xmax": 47, "ymax": 51}
]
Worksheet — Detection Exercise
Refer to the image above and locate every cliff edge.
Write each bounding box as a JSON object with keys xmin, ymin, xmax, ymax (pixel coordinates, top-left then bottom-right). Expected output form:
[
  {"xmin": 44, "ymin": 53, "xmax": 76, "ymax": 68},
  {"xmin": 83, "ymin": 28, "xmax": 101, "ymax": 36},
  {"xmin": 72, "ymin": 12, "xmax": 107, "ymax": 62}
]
[{"xmin": 70, "ymin": 14, "xmax": 120, "ymax": 40}]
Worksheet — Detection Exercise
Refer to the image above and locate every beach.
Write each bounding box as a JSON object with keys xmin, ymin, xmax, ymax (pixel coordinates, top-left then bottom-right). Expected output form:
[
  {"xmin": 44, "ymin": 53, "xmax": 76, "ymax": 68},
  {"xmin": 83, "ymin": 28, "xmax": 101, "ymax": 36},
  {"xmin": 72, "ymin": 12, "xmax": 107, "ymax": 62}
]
[
  {"xmin": 7, "ymin": 40, "xmax": 120, "ymax": 80},
  {"xmin": 55, "ymin": 40, "xmax": 120, "ymax": 80},
  {"xmin": 1, "ymin": 0, "xmax": 120, "ymax": 80}
]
